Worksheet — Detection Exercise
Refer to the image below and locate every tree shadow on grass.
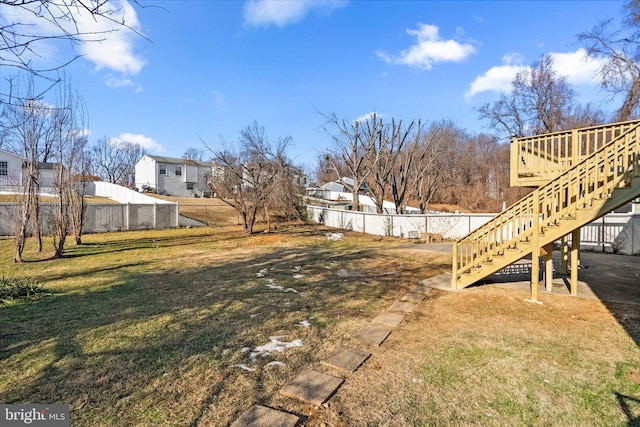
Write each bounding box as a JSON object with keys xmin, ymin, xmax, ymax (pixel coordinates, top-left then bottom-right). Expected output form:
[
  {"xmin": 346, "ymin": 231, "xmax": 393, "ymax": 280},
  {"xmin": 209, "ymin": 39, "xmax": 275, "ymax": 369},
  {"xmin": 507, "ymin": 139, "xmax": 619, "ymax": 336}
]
[
  {"xmin": 0, "ymin": 234, "xmax": 427, "ymax": 426},
  {"xmin": 615, "ymin": 392, "xmax": 640, "ymax": 427}
]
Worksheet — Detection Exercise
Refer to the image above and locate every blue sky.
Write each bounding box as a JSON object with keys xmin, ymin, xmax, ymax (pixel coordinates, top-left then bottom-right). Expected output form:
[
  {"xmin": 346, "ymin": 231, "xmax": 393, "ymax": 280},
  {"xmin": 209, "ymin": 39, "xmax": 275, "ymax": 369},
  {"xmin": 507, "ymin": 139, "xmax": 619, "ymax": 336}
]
[{"xmin": 0, "ymin": 0, "xmax": 628, "ymax": 172}]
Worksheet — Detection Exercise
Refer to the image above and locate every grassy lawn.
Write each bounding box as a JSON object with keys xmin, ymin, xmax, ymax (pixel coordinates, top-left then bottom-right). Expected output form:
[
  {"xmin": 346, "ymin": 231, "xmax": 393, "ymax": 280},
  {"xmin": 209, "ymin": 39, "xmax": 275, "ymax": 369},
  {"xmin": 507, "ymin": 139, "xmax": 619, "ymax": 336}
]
[{"xmin": 0, "ymin": 224, "xmax": 638, "ymax": 426}]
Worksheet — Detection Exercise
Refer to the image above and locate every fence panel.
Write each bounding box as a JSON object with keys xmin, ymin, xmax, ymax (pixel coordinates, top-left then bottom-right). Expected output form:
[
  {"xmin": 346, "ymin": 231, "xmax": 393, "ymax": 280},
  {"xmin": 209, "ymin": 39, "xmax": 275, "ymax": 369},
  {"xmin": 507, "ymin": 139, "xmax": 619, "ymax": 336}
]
[
  {"xmin": 84, "ymin": 205, "xmax": 126, "ymax": 233},
  {"xmin": 307, "ymin": 206, "xmax": 640, "ymax": 255},
  {"xmin": 0, "ymin": 202, "xmax": 178, "ymax": 236}
]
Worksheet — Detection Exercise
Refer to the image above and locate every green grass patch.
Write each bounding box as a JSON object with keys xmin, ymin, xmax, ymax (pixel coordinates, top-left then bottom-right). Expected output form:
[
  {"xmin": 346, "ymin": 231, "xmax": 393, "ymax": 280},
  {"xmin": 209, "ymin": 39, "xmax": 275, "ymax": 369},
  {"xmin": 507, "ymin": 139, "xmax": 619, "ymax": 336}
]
[{"xmin": 0, "ymin": 276, "xmax": 49, "ymax": 303}]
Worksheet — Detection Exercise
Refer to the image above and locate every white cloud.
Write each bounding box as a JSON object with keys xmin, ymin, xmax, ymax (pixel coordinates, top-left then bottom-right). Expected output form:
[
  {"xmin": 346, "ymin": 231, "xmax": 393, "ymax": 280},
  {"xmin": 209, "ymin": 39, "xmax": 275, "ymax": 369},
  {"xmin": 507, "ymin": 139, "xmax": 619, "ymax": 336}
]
[
  {"xmin": 466, "ymin": 49, "xmax": 604, "ymax": 98},
  {"xmin": 244, "ymin": 0, "xmax": 347, "ymax": 28},
  {"xmin": 377, "ymin": 23, "xmax": 476, "ymax": 70},
  {"xmin": 105, "ymin": 75, "xmax": 143, "ymax": 92},
  {"xmin": 466, "ymin": 54, "xmax": 527, "ymax": 98},
  {"xmin": 110, "ymin": 133, "xmax": 163, "ymax": 152},
  {"xmin": 74, "ymin": 0, "xmax": 145, "ymax": 75},
  {"xmin": 0, "ymin": 0, "xmax": 144, "ymax": 76},
  {"xmin": 549, "ymin": 48, "xmax": 604, "ymax": 86},
  {"xmin": 355, "ymin": 112, "xmax": 381, "ymax": 123}
]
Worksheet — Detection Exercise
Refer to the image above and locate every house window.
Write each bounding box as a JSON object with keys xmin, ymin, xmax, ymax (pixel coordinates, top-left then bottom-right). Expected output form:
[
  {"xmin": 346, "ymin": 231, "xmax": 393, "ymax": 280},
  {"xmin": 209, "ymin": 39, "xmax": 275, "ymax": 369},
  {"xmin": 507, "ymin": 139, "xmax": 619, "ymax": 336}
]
[
  {"xmin": 0, "ymin": 161, "xmax": 7, "ymax": 176},
  {"xmin": 186, "ymin": 183, "xmax": 194, "ymax": 190},
  {"xmin": 159, "ymin": 164, "xmax": 166, "ymax": 175},
  {"xmin": 175, "ymin": 166, "xmax": 182, "ymax": 176}
]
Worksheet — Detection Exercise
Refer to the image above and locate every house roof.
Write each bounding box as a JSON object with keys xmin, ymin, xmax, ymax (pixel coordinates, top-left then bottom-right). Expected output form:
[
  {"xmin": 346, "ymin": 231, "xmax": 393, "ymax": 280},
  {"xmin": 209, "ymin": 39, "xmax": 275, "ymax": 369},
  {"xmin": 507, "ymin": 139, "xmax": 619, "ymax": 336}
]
[
  {"xmin": 0, "ymin": 148, "xmax": 22, "ymax": 160},
  {"xmin": 321, "ymin": 177, "xmax": 369, "ymax": 191},
  {"xmin": 144, "ymin": 154, "xmax": 211, "ymax": 167},
  {"xmin": 0, "ymin": 149, "xmax": 61, "ymax": 169}
]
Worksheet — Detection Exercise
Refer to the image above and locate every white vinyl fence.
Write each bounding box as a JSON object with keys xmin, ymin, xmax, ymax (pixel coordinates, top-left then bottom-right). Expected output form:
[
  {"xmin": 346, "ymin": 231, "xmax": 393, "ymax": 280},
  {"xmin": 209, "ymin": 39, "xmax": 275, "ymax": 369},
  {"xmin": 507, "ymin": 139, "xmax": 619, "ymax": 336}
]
[
  {"xmin": 0, "ymin": 202, "xmax": 178, "ymax": 236},
  {"xmin": 307, "ymin": 206, "xmax": 640, "ymax": 255}
]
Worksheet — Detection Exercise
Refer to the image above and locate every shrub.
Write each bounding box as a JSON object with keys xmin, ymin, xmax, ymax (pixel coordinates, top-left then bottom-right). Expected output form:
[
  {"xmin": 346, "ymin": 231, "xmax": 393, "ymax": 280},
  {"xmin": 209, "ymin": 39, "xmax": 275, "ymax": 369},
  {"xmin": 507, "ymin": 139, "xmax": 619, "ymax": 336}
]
[{"xmin": 0, "ymin": 276, "xmax": 49, "ymax": 303}]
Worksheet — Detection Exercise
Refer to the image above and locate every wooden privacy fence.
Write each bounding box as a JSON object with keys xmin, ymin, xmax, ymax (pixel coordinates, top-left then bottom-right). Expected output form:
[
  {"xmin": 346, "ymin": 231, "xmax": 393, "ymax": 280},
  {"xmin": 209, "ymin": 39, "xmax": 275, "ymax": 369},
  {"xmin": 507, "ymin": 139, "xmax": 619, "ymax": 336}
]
[
  {"xmin": 306, "ymin": 205, "xmax": 640, "ymax": 255},
  {"xmin": 0, "ymin": 203, "xmax": 179, "ymax": 236}
]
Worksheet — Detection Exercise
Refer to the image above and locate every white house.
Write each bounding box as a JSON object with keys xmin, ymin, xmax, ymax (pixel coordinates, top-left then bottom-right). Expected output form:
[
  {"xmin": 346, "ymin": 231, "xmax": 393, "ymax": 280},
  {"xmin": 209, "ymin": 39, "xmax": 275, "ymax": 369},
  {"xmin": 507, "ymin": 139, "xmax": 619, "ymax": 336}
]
[
  {"xmin": 0, "ymin": 149, "xmax": 23, "ymax": 188},
  {"xmin": 0, "ymin": 148, "xmax": 59, "ymax": 192},
  {"xmin": 134, "ymin": 154, "xmax": 212, "ymax": 197}
]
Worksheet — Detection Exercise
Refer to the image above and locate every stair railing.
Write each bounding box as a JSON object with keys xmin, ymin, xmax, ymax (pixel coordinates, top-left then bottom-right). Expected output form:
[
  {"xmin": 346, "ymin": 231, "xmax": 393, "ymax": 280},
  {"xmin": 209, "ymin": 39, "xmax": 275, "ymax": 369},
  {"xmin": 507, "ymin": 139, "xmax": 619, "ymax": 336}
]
[
  {"xmin": 454, "ymin": 122, "xmax": 640, "ymax": 288},
  {"xmin": 511, "ymin": 120, "xmax": 640, "ymax": 186}
]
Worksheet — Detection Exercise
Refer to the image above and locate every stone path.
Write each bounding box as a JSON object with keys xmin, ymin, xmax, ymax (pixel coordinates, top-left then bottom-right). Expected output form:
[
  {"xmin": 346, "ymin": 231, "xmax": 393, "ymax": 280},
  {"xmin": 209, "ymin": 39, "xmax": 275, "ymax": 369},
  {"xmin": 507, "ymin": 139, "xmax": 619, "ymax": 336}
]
[
  {"xmin": 232, "ymin": 273, "xmax": 448, "ymax": 425},
  {"xmin": 231, "ymin": 405, "xmax": 299, "ymax": 427},
  {"xmin": 279, "ymin": 370, "xmax": 344, "ymax": 406},
  {"xmin": 354, "ymin": 325, "xmax": 391, "ymax": 346},
  {"xmin": 321, "ymin": 346, "xmax": 370, "ymax": 374}
]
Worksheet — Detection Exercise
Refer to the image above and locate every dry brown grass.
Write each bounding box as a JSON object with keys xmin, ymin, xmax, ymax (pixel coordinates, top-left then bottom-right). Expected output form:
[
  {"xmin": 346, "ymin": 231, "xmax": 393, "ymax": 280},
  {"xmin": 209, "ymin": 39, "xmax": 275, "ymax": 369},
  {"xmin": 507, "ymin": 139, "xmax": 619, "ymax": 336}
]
[
  {"xmin": 148, "ymin": 194, "xmax": 240, "ymax": 226},
  {"xmin": 0, "ymin": 225, "xmax": 638, "ymax": 426}
]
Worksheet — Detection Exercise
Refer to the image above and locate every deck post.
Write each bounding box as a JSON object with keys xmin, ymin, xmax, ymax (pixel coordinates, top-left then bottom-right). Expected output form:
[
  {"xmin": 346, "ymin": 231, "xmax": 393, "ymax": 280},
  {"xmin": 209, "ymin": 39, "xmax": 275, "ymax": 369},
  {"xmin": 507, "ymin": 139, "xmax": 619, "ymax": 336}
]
[
  {"xmin": 570, "ymin": 228, "xmax": 580, "ymax": 295},
  {"xmin": 530, "ymin": 190, "xmax": 540, "ymax": 301},
  {"xmin": 543, "ymin": 243, "xmax": 554, "ymax": 292},
  {"xmin": 510, "ymin": 138, "xmax": 519, "ymax": 187},
  {"xmin": 451, "ymin": 243, "xmax": 458, "ymax": 289},
  {"xmin": 560, "ymin": 236, "xmax": 568, "ymax": 275}
]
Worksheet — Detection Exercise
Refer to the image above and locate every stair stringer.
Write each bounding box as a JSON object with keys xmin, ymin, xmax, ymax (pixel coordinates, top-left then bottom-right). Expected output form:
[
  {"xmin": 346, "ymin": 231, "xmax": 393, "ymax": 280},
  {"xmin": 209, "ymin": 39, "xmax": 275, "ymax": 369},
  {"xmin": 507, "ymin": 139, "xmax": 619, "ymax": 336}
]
[{"xmin": 455, "ymin": 175, "xmax": 640, "ymax": 289}]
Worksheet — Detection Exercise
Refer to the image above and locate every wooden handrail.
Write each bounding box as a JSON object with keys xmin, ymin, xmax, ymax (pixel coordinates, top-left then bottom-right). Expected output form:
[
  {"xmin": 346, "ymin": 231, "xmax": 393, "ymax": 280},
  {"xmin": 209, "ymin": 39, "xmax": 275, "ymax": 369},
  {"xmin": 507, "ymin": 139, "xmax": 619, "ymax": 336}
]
[
  {"xmin": 510, "ymin": 120, "xmax": 640, "ymax": 186},
  {"xmin": 454, "ymin": 122, "xmax": 640, "ymax": 287}
]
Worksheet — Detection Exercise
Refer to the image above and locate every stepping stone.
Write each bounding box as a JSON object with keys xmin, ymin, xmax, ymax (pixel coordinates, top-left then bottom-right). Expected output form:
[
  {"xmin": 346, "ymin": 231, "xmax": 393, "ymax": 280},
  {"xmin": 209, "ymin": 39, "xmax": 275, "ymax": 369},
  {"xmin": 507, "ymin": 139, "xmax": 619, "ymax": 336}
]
[
  {"xmin": 373, "ymin": 312, "xmax": 405, "ymax": 328},
  {"xmin": 389, "ymin": 301, "xmax": 415, "ymax": 313},
  {"xmin": 280, "ymin": 370, "xmax": 343, "ymax": 406},
  {"xmin": 231, "ymin": 405, "xmax": 299, "ymax": 427},
  {"xmin": 419, "ymin": 273, "xmax": 452, "ymax": 289},
  {"xmin": 354, "ymin": 325, "xmax": 392, "ymax": 346},
  {"xmin": 410, "ymin": 284, "xmax": 433, "ymax": 294},
  {"xmin": 401, "ymin": 292, "xmax": 425, "ymax": 303},
  {"xmin": 321, "ymin": 346, "xmax": 371, "ymax": 373}
]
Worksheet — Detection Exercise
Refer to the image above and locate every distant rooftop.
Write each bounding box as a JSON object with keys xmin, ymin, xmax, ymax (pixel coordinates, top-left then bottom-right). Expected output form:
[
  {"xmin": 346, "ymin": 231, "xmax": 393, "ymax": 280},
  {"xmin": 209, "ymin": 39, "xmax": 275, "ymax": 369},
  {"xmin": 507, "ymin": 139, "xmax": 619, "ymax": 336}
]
[{"xmin": 144, "ymin": 154, "xmax": 211, "ymax": 167}]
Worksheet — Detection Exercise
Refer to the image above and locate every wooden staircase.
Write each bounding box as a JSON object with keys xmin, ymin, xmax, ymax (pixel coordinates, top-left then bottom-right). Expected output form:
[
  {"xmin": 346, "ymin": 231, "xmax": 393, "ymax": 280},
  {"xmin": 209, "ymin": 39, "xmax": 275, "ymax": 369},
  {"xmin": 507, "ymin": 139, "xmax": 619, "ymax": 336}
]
[{"xmin": 452, "ymin": 120, "xmax": 640, "ymax": 291}]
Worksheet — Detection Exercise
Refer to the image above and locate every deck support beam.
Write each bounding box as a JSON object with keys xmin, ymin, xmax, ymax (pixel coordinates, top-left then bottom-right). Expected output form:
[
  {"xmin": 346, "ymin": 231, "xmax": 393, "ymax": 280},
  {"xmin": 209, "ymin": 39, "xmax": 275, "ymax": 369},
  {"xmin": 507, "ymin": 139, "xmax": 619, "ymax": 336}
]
[
  {"xmin": 542, "ymin": 243, "xmax": 554, "ymax": 292},
  {"xmin": 560, "ymin": 236, "xmax": 568, "ymax": 275},
  {"xmin": 451, "ymin": 243, "xmax": 458, "ymax": 289},
  {"xmin": 530, "ymin": 190, "xmax": 540, "ymax": 301},
  {"xmin": 570, "ymin": 228, "xmax": 580, "ymax": 295}
]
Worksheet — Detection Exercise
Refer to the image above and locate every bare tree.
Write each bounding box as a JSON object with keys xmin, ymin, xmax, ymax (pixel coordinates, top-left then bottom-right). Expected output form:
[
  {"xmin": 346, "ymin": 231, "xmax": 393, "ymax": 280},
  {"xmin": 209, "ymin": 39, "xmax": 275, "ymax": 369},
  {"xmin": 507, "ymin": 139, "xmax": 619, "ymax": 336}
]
[
  {"xmin": 1, "ymin": 79, "xmax": 49, "ymax": 261},
  {"xmin": 263, "ymin": 138, "xmax": 305, "ymax": 226},
  {"xmin": 183, "ymin": 147, "xmax": 206, "ymax": 161},
  {"xmin": 562, "ymin": 103, "xmax": 606, "ymax": 129},
  {"xmin": 479, "ymin": 54, "xmax": 577, "ymax": 139},
  {"xmin": 204, "ymin": 122, "xmax": 295, "ymax": 235},
  {"xmin": 314, "ymin": 152, "xmax": 347, "ymax": 185},
  {"xmin": 324, "ymin": 113, "xmax": 382, "ymax": 212},
  {"xmin": 366, "ymin": 118, "xmax": 419, "ymax": 214},
  {"xmin": 0, "ymin": 1, "xmax": 147, "ymax": 83},
  {"xmin": 410, "ymin": 121, "xmax": 454, "ymax": 213},
  {"xmin": 91, "ymin": 137, "xmax": 143, "ymax": 186},
  {"xmin": 49, "ymin": 76, "xmax": 87, "ymax": 257},
  {"xmin": 579, "ymin": 0, "xmax": 640, "ymax": 121},
  {"xmin": 68, "ymin": 133, "xmax": 91, "ymax": 245}
]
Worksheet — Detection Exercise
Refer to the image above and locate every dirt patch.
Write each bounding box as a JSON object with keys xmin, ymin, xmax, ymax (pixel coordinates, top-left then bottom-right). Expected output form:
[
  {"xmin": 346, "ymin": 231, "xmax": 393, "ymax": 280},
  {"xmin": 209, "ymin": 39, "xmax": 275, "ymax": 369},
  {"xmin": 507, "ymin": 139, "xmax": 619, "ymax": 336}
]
[
  {"xmin": 629, "ymin": 368, "xmax": 640, "ymax": 384},
  {"xmin": 247, "ymin": 234, "xmax": 290, "ymax": 246}
]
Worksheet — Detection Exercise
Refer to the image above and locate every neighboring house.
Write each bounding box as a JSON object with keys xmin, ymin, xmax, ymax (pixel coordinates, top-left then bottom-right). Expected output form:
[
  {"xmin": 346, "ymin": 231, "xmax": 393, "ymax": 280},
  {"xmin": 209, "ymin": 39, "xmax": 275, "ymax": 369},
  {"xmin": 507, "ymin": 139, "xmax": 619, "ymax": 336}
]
[
  {"xmin": 321, "ymin": 177, "xmax": 369, "ymax": 194},
  {"xmin": 0, "ymin": 148, "xmax": 59, "ymax": 192},
  {"xmin": 307, "ymin": 177, "xmax": 422, "ymax": 214},
  {"xmin": 0, "ymin": 149, "xmax": 23, "ymax": 189},
  {"xmin": 135, "ymin": 154, "xmax": 212, "ymax": 197}
]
